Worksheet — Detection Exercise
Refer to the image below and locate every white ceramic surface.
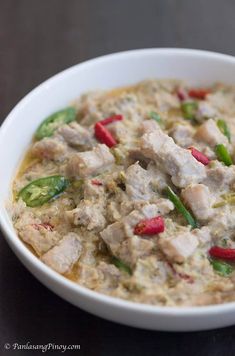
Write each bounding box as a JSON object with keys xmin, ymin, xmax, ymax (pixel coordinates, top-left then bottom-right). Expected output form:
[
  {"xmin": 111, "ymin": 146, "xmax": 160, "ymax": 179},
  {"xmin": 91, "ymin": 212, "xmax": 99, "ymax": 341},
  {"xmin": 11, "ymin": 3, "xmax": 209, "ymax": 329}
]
[{"xmin": 1, "ymin": 48, "xmax": 235, "ymax": 332}]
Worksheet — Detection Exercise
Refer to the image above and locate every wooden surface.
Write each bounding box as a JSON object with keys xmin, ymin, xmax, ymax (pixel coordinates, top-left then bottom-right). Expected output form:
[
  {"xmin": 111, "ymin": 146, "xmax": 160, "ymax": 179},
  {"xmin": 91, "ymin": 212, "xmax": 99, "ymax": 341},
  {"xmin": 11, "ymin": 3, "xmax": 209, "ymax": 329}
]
[{"xmin": 1, "ymin": 0, "xmax": 235, "ymax": 355}]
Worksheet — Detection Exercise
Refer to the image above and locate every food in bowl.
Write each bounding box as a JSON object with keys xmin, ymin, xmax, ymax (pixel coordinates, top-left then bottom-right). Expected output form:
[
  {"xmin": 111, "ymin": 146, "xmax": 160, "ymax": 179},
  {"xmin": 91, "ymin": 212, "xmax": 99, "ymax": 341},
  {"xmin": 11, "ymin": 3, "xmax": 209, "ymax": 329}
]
[{"xmin": 9, "ymin": 78, "xmax": 235, "ymax": 307}]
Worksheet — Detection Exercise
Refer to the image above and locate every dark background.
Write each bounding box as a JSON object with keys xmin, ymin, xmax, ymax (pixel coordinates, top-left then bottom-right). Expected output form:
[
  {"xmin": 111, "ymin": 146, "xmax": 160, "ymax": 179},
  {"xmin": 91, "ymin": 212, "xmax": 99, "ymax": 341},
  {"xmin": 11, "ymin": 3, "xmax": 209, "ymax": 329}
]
[{"xmin": 1, "ymin": 0, "xmax": 235, "ymax": 355}]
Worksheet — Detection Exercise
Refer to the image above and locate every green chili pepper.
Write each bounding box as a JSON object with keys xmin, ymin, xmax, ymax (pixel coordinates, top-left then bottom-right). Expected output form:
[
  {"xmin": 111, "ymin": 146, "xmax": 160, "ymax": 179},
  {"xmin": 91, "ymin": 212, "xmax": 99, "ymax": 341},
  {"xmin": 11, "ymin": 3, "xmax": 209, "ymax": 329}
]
[
  {"xmin": 215, "ymin": 144, "xmax": 233, "ymax": 166},
  {"xmin": 210, "ymin": 259, "xmax": 233, "ymax": 277},
  {"xmin": 149, "ymin": 111, "xmax": 162, "ymax": 124},
  {"xmin": 112, "ymin": 256, "xmax": 132, "ymax": 275},
  {"xmin": 35, "ymin": 107, "xmax": 76, "ymax": 140},
  {"xmin": 181, "ymin": 101, "xmax": 198, "ymax": 120},
  {"xmin": 18, "ymin": 175, "xmax": 69, "ymax": 207},
  {"xmin": 166, "ymin": 186, "xmax": 198, "ymax": 229},
  {"xmin": 217, "ymin": 119, "xmax": 231, "ymax": 143}
]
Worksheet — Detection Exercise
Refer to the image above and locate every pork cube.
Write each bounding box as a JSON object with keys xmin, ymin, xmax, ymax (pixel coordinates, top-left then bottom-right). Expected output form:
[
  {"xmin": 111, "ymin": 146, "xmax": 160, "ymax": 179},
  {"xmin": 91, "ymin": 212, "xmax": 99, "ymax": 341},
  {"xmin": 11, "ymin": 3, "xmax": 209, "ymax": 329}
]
[
  {"xmin": 139, "ymin": 120, "xmax": 160, "ymax": 135},
  {"xmin": 195, "ymin": 119, "xmax": 228, "ymax": 147},
  {"xmin": 204, "ymin": 161, "xmax": 235, "ymax": 190},
  {"xmin": 32, "ymin": 137, "xmax": 68, "ymax": 161},
  {"xmin": 140, "ymin": 130, "xmax": 206, "ymax": 188},
  {"xmin": 181, "ymin": 184, "xmax": 213, "ymax": 221},
  {"xmin": 41, "ymin": 233, "xmax": 82, "ymax": 274},
  {"xmin": 169, "ymin": 124, "xmax": 194, "ymax": 147},
  {"xmin": 159, "ymin": 232, "xmax": 199, "ymax": 263},
  {"xmin": 125, "ymin": 163, "xmax": 153, "ymax": 201},
  {"xmin": 66, "ymin": 200, "xmax": 106, "ymax": 231},
  {"xmin": 100, "ymin": 221, "xmax": 126, "ymax": 256},
  {"xmin": 66, "ymin": 144, "xmax": 114, "ymax": 177},
  {"xmin": 57, "ymin": 122, "xmax": 93, "ymax": 147}
]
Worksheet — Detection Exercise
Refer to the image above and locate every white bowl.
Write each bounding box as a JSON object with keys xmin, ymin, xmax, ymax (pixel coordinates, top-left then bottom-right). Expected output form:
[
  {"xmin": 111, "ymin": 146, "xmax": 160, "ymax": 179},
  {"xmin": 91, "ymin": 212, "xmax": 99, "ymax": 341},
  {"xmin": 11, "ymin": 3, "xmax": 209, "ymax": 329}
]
[{"xmin": 1, "ymin": 48, "xmax": 235, "ymax": 332}]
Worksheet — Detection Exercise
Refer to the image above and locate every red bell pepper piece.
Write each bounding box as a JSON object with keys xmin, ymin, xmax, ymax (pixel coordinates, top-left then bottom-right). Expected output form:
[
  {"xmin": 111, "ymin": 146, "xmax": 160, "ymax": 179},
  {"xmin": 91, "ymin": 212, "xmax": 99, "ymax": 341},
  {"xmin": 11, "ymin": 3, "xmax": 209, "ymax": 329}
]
[
  {"xmin": 94, "ymin": 122, "xmax": 117, "ymax": 148},
  {"xmin": 188, "ymin": 147, "xmax": 210, "ymax": 166},
  {"xmin": 188, "ymin": 88, "xmax": 210, "ymax": 100},
  {"xmin": 99, "ymin": 114, "xmax": 123, "ymax": 126},
  {"xmin": 209, "ymin": 246, "xmax": 235, "ymax": 261},
  {"xmin": 134, "ymin": 216, "xmax": 164, "ymax": 235}
]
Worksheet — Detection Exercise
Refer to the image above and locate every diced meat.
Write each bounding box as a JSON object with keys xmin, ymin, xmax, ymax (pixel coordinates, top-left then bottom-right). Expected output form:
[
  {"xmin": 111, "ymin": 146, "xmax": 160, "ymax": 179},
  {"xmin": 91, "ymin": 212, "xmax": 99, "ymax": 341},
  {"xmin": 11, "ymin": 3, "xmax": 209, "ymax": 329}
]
[
  {"xmin": 57, "ymin": 122, "xmax": 93, "ymax": 147},
  {"xmin": 101, "ymin": 203, "xmax": 160, "ymax": 264},
  {"xmin": 100, "ymin": 221, "xmax": 126, "ymax": 256},
  {"xmin": 195, "ymin": 101, "xmax": 217, "ymax": 121},
  {"xmin": 209, "ymin": 206, "xmax": 235, "ymax": 240},
  {"xmin": 97, "ymin": 261, "xmax": 120, "ymax": 288},
  {"xmin": 140, "ymin": 130, "xmax": 206, "ymax": 188},
  {"xmin": 32, "ymin": 137, "xmax": 68, "ymax": 161},
  {"xmin": 204, "ymin": 161, "xmax": 235, "ymax": 190},
  {"xmin": 125, "ymin": 163, "xmax": 153, "ymax": 201},
  {"xmin": 66, "ymin": 144, "xmax": 114, "ymax": 177},
  {"xmin": 139, "ymin": 120, "xmax": 160, "ymax": 135},
  {"xmin": 107, "ymin": 121, "xmax": 129, "ymax": 142},
  {"xmin": 181, "ymin": 184, "xmax": 213, "ymax": 221},
  {"xmin": 66, "ymin": 200, "xmax": 106, "ymax": 231},
  {"xmin": 154, "ymin": 198, "xmax": 174, "ymax": 215},
  {"xmin": 15, "ymin": 213, "xmax": 60, "ymax": 255},
  {"xmin": 124, "ymin": 203, "xmax": 163, "ymax": 229},
  {"xmin": 78, "ymin": 264, "xmax": 100, "ymax": 288},
  {"xmin": 195, "ymin": 119, "xmax": 228, "ymax": 147},
  {"xmin": 147, "ymin": 162, "xmax": 170, "ymax": 191},
  {"xmin": 169, "ymin": 124, "xmax": 194, "ymax": 147},
  {"xmin": 41, "ymin": 233, "xmax": 82, "ymax": 274},
  {"xmin": 118, "ymin": 236, "xmax": 154, "ymax": 266},
  {"xmin": 159, "ymin": 231, "xmax": 199, "ymax": 263},
  {"xmin": 193, "ymin": 226, "xmax": 212, "ymax": 245},
  {"xmin": 83, "ymin": 179, "xmax": 105, "ymax": 200}
]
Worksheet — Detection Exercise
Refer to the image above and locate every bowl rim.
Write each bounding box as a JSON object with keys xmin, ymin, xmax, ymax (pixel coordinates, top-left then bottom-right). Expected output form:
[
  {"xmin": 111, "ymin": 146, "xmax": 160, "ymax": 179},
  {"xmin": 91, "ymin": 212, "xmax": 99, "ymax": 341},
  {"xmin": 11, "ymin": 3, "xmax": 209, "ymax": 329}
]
[{"xmin": 1, "ymin": 47, "xmax": 235, "ymax": 317}]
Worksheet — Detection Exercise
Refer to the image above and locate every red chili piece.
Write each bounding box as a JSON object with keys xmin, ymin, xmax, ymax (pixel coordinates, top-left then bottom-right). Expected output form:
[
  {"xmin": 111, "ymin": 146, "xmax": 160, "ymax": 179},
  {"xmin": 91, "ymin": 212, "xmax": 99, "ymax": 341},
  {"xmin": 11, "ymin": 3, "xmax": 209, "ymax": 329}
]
[
  {"xmin": 99, "ymin": 114, "xmax": 123, "ymax": 126},
  {"xmin": 94, "ymin": 122, "xmax": 117, "ymax": 148},
  {"xmin": 134, "ymin": 216, "xmax": 164, "ymax": 235},
  {"xmin": 167, "ymin": 262, "xmax": 194, "ymax": 284},
  {"xmin": 188, "ymin": 88, "xmax": 210, "ymax": 100},
  {"xmin": 32, "ymin": 223, "xmax": 54, "ymax": 231},
  {"xmin": 91, "ymin": 179, "xmax": 103, "ymax": 186},
  {"xmin": 188, "ymin": 147, "xmax": 210, "ymax": 166},
  {"xmin": 176, "ymin": 88, "xmax": 188, "ymax": 101},
  {"xmin": 209, "ymin": 246, "xmax": 235, "ymax": 261}
]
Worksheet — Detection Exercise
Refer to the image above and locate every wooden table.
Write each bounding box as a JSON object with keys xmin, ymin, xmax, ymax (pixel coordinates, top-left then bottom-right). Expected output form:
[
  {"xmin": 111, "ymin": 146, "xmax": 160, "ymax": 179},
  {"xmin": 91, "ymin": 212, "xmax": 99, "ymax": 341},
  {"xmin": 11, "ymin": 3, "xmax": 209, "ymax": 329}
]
[{"xmin": 1, "ymin": 0, "xmax": 235, "ymax": 355}]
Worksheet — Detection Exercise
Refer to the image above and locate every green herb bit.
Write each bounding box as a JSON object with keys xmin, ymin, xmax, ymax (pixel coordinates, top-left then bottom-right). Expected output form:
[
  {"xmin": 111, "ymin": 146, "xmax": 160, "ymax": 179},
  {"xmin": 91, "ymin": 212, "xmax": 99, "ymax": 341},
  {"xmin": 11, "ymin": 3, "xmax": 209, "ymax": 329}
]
[
  {"xmin": 166, "ymin": 186, "xmax": 198, "ymax": 229},
  {"xmin": 112, "ymin": 256, "xmax": 132, "ymax": 275},
  {"xmin": 217, "ymin": 119, "xmax": 231, "ymax": 143},
  {"xmin": 215, "ymin": 144, "xmax": 233, "ymax": 166},
  {"xmin": 210, "ymin": 259, "xmax": 233, "ymax": 277},
  {"xmin": 149, "ymin": 111, "xmax": 162, "ymax": 124},
  {"xmin": 35, "ymin": 107, "xmax": 76, "ymax": 140},
  {"xmin": 181, "ymin": 101, "xmax": 198, "ymax": 120}
]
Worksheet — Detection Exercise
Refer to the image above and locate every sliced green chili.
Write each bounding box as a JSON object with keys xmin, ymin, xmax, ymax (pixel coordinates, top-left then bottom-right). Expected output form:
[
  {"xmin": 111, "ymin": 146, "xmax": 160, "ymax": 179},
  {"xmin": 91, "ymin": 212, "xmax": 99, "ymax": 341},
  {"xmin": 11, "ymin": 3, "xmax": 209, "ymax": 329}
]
[
  {"xmin": 166, "ymin": 186, "xmax": 198, "ymax": 229},
  {"xmin": 18, "ymin": 175, "xmax": 69, "ymax": 207},
  {"xmin": 215, "ymin": 144, "xmax": 233, "ymax": 166},
  {"xmin": 217, "ymin": 119, "xmax": 231, "ymax": 143},
  {"xmin": 210, "ymin": 259, "xmax": 233, "ymax": 277},
  {"xmin": 149, "ymin": 111, "xmax": 162, "ymax": 124},
  {"xmin": 112, "ymin": 256, "xmax": 132, "ymax": 275},
  {"xmin": 35, "ymin": 107, "xmax": 76, "ymax": 140},
  {"xmin": 181, "ymin": 101, "xmax": 198, "ymax": 120}
]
